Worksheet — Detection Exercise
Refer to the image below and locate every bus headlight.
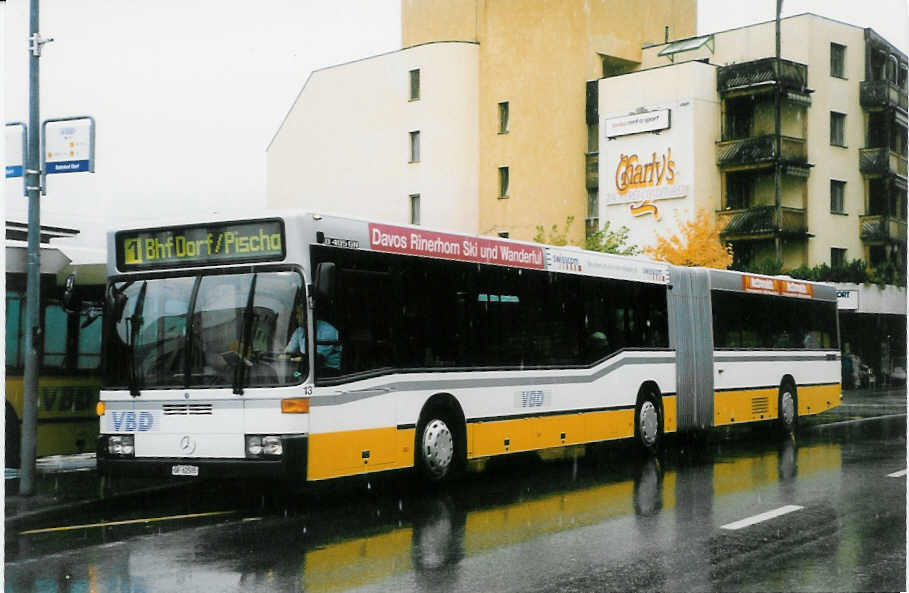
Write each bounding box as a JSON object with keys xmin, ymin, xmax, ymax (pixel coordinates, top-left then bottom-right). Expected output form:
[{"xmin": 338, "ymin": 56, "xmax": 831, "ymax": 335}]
[
  {"xmin": 108, "ymin": 435, "xmax": 135, "ymax": 457},
  {"xmin": 246, "ymin": 435, "xmax": 283, "ymax": 458},
  {"xmin": 262, "ymin": 436, "xmax": 283, "ymax": 456}
]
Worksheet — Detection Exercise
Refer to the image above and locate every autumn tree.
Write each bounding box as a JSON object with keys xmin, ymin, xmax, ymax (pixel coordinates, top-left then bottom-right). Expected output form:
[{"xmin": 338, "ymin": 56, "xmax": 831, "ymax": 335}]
[
  {"xmin": 533, "ymin": 216, "xmax": 640, "ymax": 255},
  {"xmin": 646, "ymin": 209, "xmax": 733, "ymax": 268}
]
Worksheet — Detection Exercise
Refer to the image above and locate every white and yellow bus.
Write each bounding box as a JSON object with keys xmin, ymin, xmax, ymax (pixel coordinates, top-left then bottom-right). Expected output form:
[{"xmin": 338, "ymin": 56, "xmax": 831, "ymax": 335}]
[{"xmin": 95, "ymin": 212, "xmax": 841, "ymax": 483}]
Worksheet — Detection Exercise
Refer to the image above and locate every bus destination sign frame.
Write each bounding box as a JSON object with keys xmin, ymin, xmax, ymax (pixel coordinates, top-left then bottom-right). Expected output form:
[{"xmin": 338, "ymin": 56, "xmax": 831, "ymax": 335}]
[{"xmin": 116, "ymin": 219, "xmax": 286, "ymax": 271}]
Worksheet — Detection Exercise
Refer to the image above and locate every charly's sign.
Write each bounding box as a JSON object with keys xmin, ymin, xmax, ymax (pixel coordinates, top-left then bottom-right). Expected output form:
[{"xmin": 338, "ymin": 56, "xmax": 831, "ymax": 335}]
[{"xmin": 607, "ymin": 147, "xmax": 688, "ymax": 220}]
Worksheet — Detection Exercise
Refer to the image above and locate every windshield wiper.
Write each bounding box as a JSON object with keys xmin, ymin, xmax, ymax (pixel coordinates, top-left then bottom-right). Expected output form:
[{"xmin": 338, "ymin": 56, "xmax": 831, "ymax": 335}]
[
  {"xmin": 127, "ymin": 281, "xmax": 147, "ymax": 397},
  {"xmin": 234, "ymin": 274, "xmax": 257, "ymax": 395}
]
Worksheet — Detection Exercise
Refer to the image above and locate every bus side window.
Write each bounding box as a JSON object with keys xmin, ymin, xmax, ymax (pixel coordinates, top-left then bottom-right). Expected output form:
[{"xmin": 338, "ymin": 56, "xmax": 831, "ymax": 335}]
[
  {"xmin": 6, "ymin": 291, "xmax": 25, "ymax": 368},
  {"xmin": 77, "ymin": 310, "xmax": 103, "ymax": 370},
  {"xmin": 43, "ymin": 303, "xmax": 69, "ymax": 368}
]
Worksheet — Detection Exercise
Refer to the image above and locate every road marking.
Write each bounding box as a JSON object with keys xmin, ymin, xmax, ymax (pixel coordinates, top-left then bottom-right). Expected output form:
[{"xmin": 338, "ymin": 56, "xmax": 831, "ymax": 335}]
[
  {"xmin": 887, "ymin": 469, "xmax": 907, "ymax": 478},
  {"xmin": 20, "ymin": 510, "xmax": 237, "ymax": 535},
  {"xmin": 721, "ymin": 505, "xmax": 803, "ymax": 530},
  {"xmin": 807, "ymin": 413, "xmax": 907, "ymax": 431}
]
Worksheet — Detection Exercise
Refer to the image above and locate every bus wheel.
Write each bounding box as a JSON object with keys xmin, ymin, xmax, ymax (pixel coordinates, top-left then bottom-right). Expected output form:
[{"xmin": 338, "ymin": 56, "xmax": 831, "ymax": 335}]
[
  {"xmin": 778, "ymin": 381, "xmax": 798, "ymax": 436},
  {"xmin": 635, "ymin": 389, "xmax": 662, "ymax": 454},
  {"xmin": 416, "ymin": 414, "xmax": 458, "ymax": 482},
  {"xmin": 6, "ymin": 404, "xmax": 21, "ymax": 469}
]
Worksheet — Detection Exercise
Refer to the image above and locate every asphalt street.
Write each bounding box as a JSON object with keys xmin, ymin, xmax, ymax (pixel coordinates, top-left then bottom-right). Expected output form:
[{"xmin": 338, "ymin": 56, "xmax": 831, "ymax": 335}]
[{"xmin": 4, "ymin": 389, "xmax": 906, "ymax": 593}]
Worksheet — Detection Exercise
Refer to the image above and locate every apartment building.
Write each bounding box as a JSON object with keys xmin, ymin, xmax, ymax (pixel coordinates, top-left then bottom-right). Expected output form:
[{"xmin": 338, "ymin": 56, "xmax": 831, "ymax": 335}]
[{"xmin": 593, "ymin": 13, "xmax": 907, "ymax": 273}]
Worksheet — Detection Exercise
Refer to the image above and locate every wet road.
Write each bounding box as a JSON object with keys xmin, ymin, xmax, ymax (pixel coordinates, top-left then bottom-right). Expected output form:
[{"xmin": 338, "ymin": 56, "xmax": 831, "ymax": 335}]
[{"xmin": 5, "ymin": 397, "xmax": 906, "ymax": 592}]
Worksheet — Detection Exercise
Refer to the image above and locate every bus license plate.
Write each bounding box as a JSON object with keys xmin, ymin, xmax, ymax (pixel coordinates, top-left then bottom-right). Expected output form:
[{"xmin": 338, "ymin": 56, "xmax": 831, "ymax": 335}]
[{"xmin": 171, "ymin": 464, "xmax": 199, "ymax": 477}]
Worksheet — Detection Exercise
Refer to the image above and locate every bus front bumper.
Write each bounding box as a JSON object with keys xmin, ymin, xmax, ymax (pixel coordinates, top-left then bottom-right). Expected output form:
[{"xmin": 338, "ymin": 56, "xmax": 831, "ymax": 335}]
[{"xmin": 96, "ymin": 434, "xmax": 308, "ymax": 482}]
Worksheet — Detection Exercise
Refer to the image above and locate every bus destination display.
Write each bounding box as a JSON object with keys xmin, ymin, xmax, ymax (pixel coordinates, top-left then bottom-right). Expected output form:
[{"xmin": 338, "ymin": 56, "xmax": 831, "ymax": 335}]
[{"xmin": 116, "ymin": 219, "xmax": 285, "ymax": 270}]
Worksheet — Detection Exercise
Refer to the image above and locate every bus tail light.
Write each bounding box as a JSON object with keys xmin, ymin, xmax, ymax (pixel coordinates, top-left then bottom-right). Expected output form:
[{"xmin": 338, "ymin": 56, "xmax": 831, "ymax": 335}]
[
  {"xmin": 96, "ymin": 401, "xmax": 106, "ymax": 416},
  {"xmin": 281, "ymin": 398, "xmax": 310, "ymax": 414}
]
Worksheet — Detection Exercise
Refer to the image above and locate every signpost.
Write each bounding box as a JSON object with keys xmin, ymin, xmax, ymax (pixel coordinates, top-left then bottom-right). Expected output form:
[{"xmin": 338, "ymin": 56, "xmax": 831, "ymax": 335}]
[{"xmin": 17, "ymin": 0, "xmax": 94, "ymax": 496}]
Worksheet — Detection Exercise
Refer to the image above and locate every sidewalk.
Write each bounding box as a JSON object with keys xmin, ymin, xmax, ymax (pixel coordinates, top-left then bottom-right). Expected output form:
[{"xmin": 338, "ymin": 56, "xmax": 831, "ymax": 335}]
[
  {"xmin": 4, "ymin": 453, "xmax": 185, "ymax": 532},
  {"xmin": 4, "ymin": 385, "xmax": 905, "ymax": 532}
]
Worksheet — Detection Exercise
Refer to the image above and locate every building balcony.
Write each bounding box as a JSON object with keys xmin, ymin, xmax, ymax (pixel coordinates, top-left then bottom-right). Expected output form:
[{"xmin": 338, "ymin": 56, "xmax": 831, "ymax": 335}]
[
  {"xmin": 717, "ymin": 58, "xmax": 808, "ymax": 96},
  {"xmin": 860, "ymin": 214, "xmax": 908, "ymax": 243},
  {"xmin": 859, "ymin": 147, "xmax": 909, "ymax": 177},
  {"xmin": 716, "ymin": 135, "xmax": 807, "ymax": 170},
  {"xmin": 717, "ymin": 205, "xmax": 808, "ymax": 241},
  {"xmin": 586, "ymin": 152, "xmax": 598, "ymax": 190},
  {"xmin": 860, "ymin": 80, "xmax": 909, "ymax": 112}
]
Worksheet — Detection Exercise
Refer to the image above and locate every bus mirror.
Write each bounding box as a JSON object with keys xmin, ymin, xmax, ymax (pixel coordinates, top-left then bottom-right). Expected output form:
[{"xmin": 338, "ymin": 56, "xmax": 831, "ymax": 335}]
[
  {"xmin": 62, "ymin": 273, "xmax": 82, "ymax": 313},
  {"xmin": 314, "ymin": 262, "xmax": 336, "ymax": 303}
]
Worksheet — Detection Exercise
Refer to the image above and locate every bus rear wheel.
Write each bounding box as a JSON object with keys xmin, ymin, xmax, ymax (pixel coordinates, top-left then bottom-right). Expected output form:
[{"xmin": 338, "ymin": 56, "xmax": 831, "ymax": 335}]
[
  {"xmin": 635, "ymin": 389, "xmax": 662, "ymax": 454},
  {"xmin": 416, "ymin": 413, "xmax": 461, "ymax": 482},
  {"xmin": 778, "ymin": 381, "xmax": 798, "ymax": 436}
]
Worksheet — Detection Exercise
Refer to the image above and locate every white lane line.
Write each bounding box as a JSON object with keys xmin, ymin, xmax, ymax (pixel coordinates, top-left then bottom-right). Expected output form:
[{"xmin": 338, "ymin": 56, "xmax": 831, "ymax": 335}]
[
  {"xmin": 887, "ymin": 469, "xmax": 907, "ymax": 478},
  {"xmin": 806, "ymin": 413, "xmax": 907, "ymax": 431},
  {"xmin": 721, "ymin": 505, "xmax": 804, "ymax": 531}
]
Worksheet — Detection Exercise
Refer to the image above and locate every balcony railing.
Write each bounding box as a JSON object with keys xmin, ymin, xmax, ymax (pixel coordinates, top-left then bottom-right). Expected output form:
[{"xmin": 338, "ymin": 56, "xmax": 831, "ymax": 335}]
[
  {"xmin": 586, "ymin": 152, "xmax": 598, "ymax": 189},
  {"xmin": 717, "ymin": 58, "xmax": 808, "ymax": 95},
  {"xmin": 859, "ymin": 147, "xmax": 909, "ymax": 177},
  {"xmin": 860, "ymin": 80, "xmax": 909, "ymax": 112},
  {"xmin": 860, "ymin": 214, "xmax": 908, "ymax": 242},
  {"xmin": 716, "ymin": 135, "xmax": 807, "ymax": 169},
  {"xmin": 717, "ymin": 205, "xmax": 808, "ymax": 240}
]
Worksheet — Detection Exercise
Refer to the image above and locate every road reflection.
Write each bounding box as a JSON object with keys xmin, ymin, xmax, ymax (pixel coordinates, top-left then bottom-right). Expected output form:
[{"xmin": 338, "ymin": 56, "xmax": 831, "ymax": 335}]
[{"xmin": 5, "ymin": 437, "xmax": 851, "ymax": 593}]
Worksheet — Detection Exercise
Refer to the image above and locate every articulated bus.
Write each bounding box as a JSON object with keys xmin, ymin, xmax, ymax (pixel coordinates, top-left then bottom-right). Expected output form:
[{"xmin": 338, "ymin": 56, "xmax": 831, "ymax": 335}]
[{"xmin": 95, "ymin": 212, "xmax": 841, "ymax": 483}]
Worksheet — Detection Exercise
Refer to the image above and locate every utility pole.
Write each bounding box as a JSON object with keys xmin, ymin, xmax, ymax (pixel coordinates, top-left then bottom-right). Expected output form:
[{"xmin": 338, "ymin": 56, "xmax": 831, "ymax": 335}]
[
  {"xmin": 21, "ymin": 0, "xmax": 52, "ymax": 496},
  {"xmin": 774, "ymin": 0, "xmax": 783, "ymax": 262}
]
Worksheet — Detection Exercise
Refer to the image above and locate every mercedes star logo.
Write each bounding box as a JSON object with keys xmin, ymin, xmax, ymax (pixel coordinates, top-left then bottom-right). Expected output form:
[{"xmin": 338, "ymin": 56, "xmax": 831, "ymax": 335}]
[{"xmin": 179, "ymin": 435, "xmax": 197, "ymax": 454}]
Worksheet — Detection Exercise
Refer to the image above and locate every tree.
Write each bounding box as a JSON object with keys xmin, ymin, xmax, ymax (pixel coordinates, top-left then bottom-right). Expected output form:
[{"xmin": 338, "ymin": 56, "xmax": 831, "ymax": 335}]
[
  {"xmin": 646, "ymin": 209, "xmax": 733, "ymax": 269},
  {"xmin": 533, "ymin": 216, "xmax": 640, "ymax": 255}
]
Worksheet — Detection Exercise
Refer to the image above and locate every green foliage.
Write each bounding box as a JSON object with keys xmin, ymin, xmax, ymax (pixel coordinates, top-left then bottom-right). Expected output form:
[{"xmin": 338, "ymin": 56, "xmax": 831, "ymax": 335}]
[
  {"xmin": 584, "ymin": 220, "xmax": 641, "ymax": 256},
  {"xmin": 532, "ymin": 217, "xmax": 572, "ymax": 246},
  {"xmin": 740, "ymin": 258, "xmax": 784, "ymax": 276},
  {"xmin": 788, "ymin": 259, "xmax": 869, "ymax": 284},
  {"xmin": 533, "ymin": 216, "xmax": 640, "ymax": 255}
]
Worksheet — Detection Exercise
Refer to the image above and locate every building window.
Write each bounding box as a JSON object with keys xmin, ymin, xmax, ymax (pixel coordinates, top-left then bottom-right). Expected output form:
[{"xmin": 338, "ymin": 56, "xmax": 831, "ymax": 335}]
[
  {"xmin": 725, "ymin": 172, "xmax": 751, "ymax": 210},
  {"xmin": 498, "ymin": 166, "xmax": 509, "ymax": 198},
  {"xmin": 498, "ymin": 101, "xmax": 509, "ymax": 134},
  {"xmin": 830, "ymin": 180, "xmax": 846, "ymax": 214},
  {"xmin": 409, "ymin": 130, "xmax": 420, "ymax": 162},
  {"xmin": 830, "ymin": 43, "xmax": 846, "ymax": 78},
  {"xmin": 831, "ymin": 248, "xmax": 846, "ymax": 268},
  {"xmin": 586, "ymin": 189, "xmax": 599, "ymax": 236},
  {"xmin": 830, "ymin": 112, "xmax": 846, "ymax": 147},
  {"xmin": 410, "ymin": 194, "xmax": 420, "ymax": 225},
  {"xmin": 409, "ymin": 69, "xmax": 420, "ymax": 100},
  {"xmin": 498, "ymin": 232, "xmax": 509, "ymax": 239},
  {"xmin": 587, "ymin": 122, "xmax": 599, "ymax": 153}
]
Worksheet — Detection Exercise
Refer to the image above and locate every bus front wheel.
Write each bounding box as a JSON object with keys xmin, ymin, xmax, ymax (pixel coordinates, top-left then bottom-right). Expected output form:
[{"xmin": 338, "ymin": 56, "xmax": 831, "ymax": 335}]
[
  {"xmin": 778, "ymin": 381, "xmax": 798, "ymax": 436},
  {"xmin": 416, "ymin": 411, "xmax": 463, "ymax": 483}
]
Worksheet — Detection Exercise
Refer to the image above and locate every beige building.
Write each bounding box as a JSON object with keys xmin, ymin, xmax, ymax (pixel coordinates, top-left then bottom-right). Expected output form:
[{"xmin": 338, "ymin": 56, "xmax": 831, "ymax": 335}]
[
  {"xmin": 268, "ymin": 0, "xmax": 696, "ymax": 240},
  {"xmin": 595, "ymin": 13, "xmax": 908, "ymax": 271}
]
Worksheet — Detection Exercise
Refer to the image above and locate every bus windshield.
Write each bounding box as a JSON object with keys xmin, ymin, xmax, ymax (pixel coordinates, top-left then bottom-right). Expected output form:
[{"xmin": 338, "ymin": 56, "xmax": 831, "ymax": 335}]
[{"xmin": 103, "ymin": 270, "xmax": 306, "ymax": 390}]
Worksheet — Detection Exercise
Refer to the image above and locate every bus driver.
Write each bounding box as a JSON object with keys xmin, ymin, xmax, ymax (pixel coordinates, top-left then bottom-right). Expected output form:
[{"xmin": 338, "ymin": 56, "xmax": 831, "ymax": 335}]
[{"xmin": 284, "ymin": 303, "xmax": 342, "ymax": 373}]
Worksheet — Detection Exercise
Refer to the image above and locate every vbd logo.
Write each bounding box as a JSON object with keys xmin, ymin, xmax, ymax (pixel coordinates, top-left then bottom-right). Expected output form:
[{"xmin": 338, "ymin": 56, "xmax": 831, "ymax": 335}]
[{"xmin": 111, "ymin": 411, "xmax": 156, "ymax": 432}]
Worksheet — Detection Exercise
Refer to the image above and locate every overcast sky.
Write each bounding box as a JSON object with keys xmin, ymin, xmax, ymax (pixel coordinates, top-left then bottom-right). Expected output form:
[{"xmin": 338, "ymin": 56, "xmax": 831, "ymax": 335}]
[{"xmin": 2, "ymin": 1, "xmax": 907, "ymax": 245}]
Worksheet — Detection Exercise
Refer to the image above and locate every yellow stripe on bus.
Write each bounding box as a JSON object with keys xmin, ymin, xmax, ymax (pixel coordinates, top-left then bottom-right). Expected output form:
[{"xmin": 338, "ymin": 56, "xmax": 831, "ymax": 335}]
[
  {"xmin": 713, "ymin": 383, "xmax": 840, "ymax": 426},
  {"xmin": 306, "ymin": 396, "xmax": 677, "ymax": 480}
]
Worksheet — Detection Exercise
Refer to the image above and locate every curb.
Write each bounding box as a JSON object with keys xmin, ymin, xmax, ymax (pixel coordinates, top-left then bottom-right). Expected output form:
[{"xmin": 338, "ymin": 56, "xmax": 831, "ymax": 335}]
[{"xmin": 6, "ymin": 482, "xmax": 191, "ymax": 533}]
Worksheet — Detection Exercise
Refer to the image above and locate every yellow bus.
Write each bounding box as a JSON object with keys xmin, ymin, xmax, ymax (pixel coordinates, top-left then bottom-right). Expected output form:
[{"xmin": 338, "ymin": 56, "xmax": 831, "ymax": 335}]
[{"xmin": 5, "ymin": 226, "xmax": 105, "ymax": 467}]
